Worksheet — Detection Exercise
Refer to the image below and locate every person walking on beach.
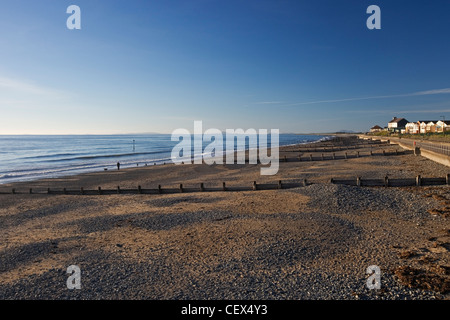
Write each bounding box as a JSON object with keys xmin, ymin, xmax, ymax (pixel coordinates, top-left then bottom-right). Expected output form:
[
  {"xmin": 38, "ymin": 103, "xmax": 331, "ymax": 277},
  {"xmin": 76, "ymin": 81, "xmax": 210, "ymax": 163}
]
[{"xmin": 117, "ymin": 162, "xmax": 120, "ymax": 170}]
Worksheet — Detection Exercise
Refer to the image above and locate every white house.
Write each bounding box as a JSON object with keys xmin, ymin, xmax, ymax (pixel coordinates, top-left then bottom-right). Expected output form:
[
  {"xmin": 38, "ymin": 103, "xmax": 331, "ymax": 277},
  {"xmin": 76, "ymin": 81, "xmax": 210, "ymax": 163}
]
[
  {"xmin": 418, "ymin": 121, "xmax": 430, "ymax": 134},
  {"xmin": 370, "ymin": 125, "xmax": 383, "ymax": 132},
  {"xmin": 426, "ymin": 121, "xmax": 437, "ymax": 133},
  {"xmin": 405, "ymin": 122, "xmax": 420, "ymax": 134},
  {"xmin": 388, "ymin": 117, "xmax": 409, "ymax": 132},
  {"xmin": 436, "ymin": 120, "xmax": 450, "ymax": 132}
]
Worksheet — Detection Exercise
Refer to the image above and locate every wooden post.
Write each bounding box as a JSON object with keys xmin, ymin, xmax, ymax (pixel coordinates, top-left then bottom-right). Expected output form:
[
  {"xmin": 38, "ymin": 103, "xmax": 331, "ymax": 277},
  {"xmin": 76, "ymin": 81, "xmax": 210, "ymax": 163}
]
[
  {"xmin": 47, "ymin": 188, "xmax": 51, "ymax": 194},
  {"xmin": 252, "ymin": 181, "xmax": 257, "ymax": 191},
  {"xmin": 284, "ymin": 155, "xmax": 287, "ymax": 162},
  {"xmin": 303, "ymin": 179, "xmax": 307, "ymax": 187},
  {"xmin": 179, "ymin": 184, "xmax": 183, "ymax": 193},
  {"xmin": 333, "ymin": 153, "xmax": 336, "ymax": 160},
  {"xmin": 222, "ymin": 182, "xmax": 226, "ymax": 191},
  {"xmin": 384, "ymin": 176, "xmax": 389, "ymax": 187},
  {"xmin": 309, "ymin": 154, "xmax": 313, "ymax": 161},
  {"xmin": 330, "ymin": 178, "xmax": 334, "ymax": 184},
  {"xmin": 117, "ymin": 186, "xmax": 121, "ymax": 194},
  {"xmin": 298, "ymin": 154, "xmax": 302, "ymax": 161},
  {"xmin": 63, "ymin": 188, "xmax": 67, "ymax": 195},
  {"xmin": 138, "ymin": 185, "xmax": 142, "ymax": 194},
  {"xmin": 29, "ymin": 188, "xmax": 32, "ymax": 194},
  {"xmin": 321, "ymin": 153, "xmax": 324, "ymax": 160},
  {"xmin": 383, "ymin": 150, "xmax": 386, "ymax": 156},
  {"xmin": 98, "ymin": 187, "xmax": 102, "ymax": 195},
  {"xmin": 416, "ymin": 175, "xmax": 421, "ymax": 186},
  {"xmin": 356, "ymin": 177, "xmax": 361, "ymax": 187},
  {"xmin": 80, "ymin": 187, "xmax": 84, "ymax": 195},
  {"xmin": 345, "ymin": 152, "xmax": 348, "ymax": 159},
  {"xmin": 200, "ymin": 183, "xmax": 204, "ymax": 192},
  {"xmin": 158, "ymin": 185, "xmax": 162, "ymax": 194},
  {"xmin": 12, "ymin": 188, "xmax": 15, "ymax": 194},
  {"xmin": 278, "ymin": 180, "xmax": 282, "ymax": 189},
  {"xmin": 370, "ymin": 150, "xmax": 373, "ymax": 156},
  {"xmin": 446, "ymin": 174, "xmax": 450, "ymax": 185},
  {"xmin": 357, "ymin": 151, "xmax": 360, "ymax": 158},
  {"xmin": 395, "ymin": 149, "xmax": 398, "ymax": 155}
]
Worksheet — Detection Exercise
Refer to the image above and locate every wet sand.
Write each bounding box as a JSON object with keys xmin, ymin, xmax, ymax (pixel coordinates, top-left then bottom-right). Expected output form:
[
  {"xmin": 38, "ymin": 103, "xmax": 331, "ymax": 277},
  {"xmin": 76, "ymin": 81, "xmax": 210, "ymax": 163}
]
[{"xmin": 0, "ymin": 136, "xmax": 449, "ymax": 299}]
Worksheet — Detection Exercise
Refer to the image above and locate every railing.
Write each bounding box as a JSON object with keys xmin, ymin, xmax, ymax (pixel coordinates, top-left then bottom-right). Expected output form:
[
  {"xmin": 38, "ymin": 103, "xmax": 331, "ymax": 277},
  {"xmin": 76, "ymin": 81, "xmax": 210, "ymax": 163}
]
[{"xmin": 417, "ymin": 141, "xmax": 450, "ymax": 156}]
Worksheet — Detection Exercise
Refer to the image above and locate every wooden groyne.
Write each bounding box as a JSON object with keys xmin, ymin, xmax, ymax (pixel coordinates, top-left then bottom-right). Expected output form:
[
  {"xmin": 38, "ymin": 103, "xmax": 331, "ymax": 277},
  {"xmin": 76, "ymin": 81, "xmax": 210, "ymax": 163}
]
[
  {"xmin": 331, "ymin": 174, "xmax": 450, "ymax": 187},
  {"xmin": 1, "ymin": 175, "xmax": 449, "ymax": 195}
]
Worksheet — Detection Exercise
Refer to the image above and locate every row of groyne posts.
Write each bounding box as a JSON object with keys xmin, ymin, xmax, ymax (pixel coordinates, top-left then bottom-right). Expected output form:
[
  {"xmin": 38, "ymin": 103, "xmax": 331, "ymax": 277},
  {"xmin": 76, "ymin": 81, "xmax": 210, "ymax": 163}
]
[
  {"xmin": 3, "ymin": 174, "xmax": 450, "ymax": 195},
  {"xmin": 278, "ymin": 137, "xmax": 414, "ymax": 162}
]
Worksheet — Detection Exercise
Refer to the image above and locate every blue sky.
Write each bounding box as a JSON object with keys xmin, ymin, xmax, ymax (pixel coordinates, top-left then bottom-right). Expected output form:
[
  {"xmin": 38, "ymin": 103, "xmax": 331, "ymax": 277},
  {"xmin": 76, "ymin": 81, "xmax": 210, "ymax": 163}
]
[{"xmin": 1, "ymin": 0, "xmax": 450, "ymax": 134}]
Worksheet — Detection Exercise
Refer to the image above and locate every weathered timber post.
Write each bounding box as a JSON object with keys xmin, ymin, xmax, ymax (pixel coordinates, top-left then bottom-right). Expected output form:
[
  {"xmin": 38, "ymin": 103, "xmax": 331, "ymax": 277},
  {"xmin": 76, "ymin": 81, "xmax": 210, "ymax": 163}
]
[
  {"xmin": 278, "ymin": 180, "xmax": 282, "ymax": 189},
  {"xmin": 98, "ymin": 187, "xmax": 102, "ymax": 195},
  {"xmin": 345, "ymin": 152, "xmax": 348, "ymax": 159},
  {"xmin": 321, "ymin": 153, "xmax": 324, "ymax": 160},
  {"xmin": 252, "ymin": 181, "xmax": 257, "ymax": 191},
  {"xmin": 12, "ymin": 188, "xmax": 15, "ymax": 194},
  {"xmin": 330, "ymin": 178, "xmax": 334, "ymax": 184},
  {"xmin": 200, "ymin": 183, "xmax": 204, "ymax": 192},
  {"xmin": 356, "ymin": 177, "xmax": 361, "ymax": 187},
  {"xmin": 222, "ymin": 182, "xmax": 227, "ymax": 191},
  {"xmin": 179, "ymin": 184, "xmax": 183, "ymax": 193},
  {"xmin": 80, "ymin": 187, "xmax": 84, "ymax": 195},
  {"xmin": 446, "ymin": 174, "xmax": 450, "ymax": 185},
  {"xmin": 309, "ymin": 154, "xmax": 313, "ymax": 161},
  {"xmin": 117, "ymin": 186, "xmax": 121, "ymax": 194},
  {"xmin": 29, "ymin": 188, "xmax": 33, "ymax": 194},
  {"xmin": 416, "ymin": 175, "xmax": 421, "ymax": 186},
  {"xmin": 158, "ymin": 185, "xmax": 162, "ymax": 194},
  {"xmin": 138, "ymin": 185, "xmax": 142, "ymax": 194},
  {"xmin": 303, "ymin": 179, "xmax": 307, "ymax": 187},
  {"xmin": 47, "ymin": 188, "xmax": 51, "ymax": 194},
  {"xmin": 384, "ymin": 176, "xmax": 389, "ymax": 187}
]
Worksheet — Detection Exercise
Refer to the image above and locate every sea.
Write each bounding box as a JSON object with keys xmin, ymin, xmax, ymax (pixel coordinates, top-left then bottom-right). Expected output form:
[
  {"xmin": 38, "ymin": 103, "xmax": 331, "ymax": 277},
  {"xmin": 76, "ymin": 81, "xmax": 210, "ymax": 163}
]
[{"xmin": 0, "ymin": 134, "xmax": 331, "ymax": 184}]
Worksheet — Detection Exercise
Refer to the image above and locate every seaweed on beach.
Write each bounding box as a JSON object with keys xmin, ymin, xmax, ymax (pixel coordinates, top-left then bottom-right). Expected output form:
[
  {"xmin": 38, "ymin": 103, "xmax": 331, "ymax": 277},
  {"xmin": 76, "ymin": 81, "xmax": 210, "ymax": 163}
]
[{"xmin": 394, "ymin": 266, "xmax": 450, "ymax": 294}]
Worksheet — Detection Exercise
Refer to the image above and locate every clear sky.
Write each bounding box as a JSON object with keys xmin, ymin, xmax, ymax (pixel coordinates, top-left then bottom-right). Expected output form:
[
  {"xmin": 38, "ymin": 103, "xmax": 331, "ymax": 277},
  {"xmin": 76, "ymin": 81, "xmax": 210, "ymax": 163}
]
[{"xmin": 1, "ymin": 0, "xmax": 450, "ymax": 134}]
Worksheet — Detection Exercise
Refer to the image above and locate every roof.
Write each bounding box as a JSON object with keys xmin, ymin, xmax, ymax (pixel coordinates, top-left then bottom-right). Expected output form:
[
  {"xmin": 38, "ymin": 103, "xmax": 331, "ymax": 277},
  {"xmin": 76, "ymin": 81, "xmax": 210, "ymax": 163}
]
[
  {"xmin": 418, "ymin": 120, "xmax": 436, "ymax": 123},
  {"xmin": 371, "ymin": 125, "xmax": 382, "ymax": 129},
  {"xmin": 389, "ymin": 117, "xmax": 408, "ymax": 123}
]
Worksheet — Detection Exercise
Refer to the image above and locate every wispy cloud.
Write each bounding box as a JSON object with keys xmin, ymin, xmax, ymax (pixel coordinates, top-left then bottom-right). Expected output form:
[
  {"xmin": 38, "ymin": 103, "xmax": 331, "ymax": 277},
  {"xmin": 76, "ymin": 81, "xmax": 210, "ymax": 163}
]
[
  {"xmin": 253, "ymin": 101, "xmax": 287, "ymax": 105},
  {"xmin": 263, "ymin": 88, "xmax": 450, "ymax": 107},
  {"xmin": 412, "ymin": 88, "xmax": 450, "ymax": 96},
  {"xmin": 0, "ymin": 76, "xmax": 63, "ymax": 97}
]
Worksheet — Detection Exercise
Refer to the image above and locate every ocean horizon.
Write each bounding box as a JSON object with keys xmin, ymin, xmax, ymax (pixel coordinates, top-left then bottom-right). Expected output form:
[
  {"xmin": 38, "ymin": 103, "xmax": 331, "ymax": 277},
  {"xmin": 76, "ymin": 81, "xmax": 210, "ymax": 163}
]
[{"xmin": 0, "ymin": 133, "xmax": 331, "ymax": 184}]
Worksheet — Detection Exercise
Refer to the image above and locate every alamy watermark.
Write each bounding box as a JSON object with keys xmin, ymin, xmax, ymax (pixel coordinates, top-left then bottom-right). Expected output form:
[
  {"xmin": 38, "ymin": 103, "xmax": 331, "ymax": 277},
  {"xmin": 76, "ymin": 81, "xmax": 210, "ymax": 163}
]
[
  {"xmin": 366, "ymin": 265, "xmax": 381, "ymax": 290},
  {"xmin": 66, "ymin": 265, "xmax": 81, "ymax": 290},
  {"xmin": 171, "ymin": 121, "xmax": 279, "ymax": 175}
]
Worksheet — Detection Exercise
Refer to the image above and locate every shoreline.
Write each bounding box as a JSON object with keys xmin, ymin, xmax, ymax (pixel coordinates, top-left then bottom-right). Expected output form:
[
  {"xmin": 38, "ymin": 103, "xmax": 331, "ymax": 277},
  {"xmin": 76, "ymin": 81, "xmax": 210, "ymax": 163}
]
[
  {"xmin": 0, "ymin": 135, "xmax": 336, "ymax": 190},
  {"xmin": 1, "ymin": 135, "xmax": 449, "ymax": 300},
  {"xmin": 0, "ymin": 134, "xmax": 333, "ymax": 186}
]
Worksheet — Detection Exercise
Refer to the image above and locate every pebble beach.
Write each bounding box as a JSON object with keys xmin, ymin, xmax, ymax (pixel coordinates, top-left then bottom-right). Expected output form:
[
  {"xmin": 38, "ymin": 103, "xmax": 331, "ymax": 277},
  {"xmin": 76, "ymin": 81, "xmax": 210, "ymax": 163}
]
[{"xmin": 0, "ymin": 136, "xmax": 449, "ymax": 300}]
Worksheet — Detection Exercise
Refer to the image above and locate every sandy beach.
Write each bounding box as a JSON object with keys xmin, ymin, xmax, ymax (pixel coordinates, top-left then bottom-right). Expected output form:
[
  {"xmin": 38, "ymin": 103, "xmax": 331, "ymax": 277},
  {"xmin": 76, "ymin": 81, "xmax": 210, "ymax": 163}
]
[{"xmin": 0, "ymin": 136, "xmax": 449, "ymax": 300}]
